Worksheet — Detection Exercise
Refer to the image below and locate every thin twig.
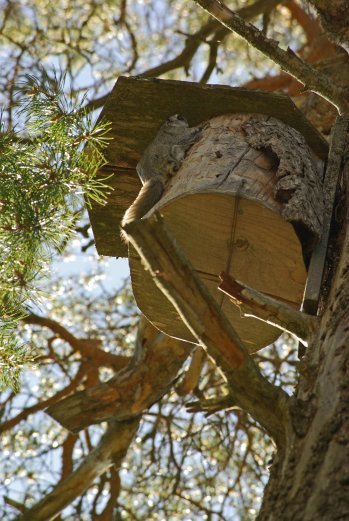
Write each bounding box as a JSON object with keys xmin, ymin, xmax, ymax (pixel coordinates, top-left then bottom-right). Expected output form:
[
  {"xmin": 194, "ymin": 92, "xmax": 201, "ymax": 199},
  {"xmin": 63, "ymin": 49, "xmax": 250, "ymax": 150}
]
[{"xmin": 82, "ymin": 0, "xmax": 283, "ymax": 114}]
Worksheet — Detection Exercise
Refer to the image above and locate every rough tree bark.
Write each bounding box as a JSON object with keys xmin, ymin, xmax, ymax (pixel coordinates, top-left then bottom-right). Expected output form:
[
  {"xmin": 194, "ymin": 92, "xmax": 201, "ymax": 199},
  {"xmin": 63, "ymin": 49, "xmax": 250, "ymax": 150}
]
[
  {"xmin": 187, "ymin": 3, "xmax": 349, "ymax": 517},
  {"xmin": 256, "ymin": 123, "xmax": 349, "ymax": 520}
]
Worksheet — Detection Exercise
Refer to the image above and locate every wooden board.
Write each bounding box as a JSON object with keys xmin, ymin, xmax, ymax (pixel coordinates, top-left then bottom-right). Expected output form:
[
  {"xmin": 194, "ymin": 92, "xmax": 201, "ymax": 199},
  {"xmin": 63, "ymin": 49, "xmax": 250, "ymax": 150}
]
[
  {"xmin": 130, "ymin": 193, "xmax": 307, "ymax": 351},
  {"xmin": 88, "ymin": 76, "xmax": 328, "ymax": 258}
]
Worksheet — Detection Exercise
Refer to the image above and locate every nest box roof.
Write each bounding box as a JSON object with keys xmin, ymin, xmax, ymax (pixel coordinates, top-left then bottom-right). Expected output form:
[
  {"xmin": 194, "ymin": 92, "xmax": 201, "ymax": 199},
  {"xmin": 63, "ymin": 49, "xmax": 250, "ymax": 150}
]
[{"xmin": 88, "ymin": 76, "xmax": 328, "ymax": 258}]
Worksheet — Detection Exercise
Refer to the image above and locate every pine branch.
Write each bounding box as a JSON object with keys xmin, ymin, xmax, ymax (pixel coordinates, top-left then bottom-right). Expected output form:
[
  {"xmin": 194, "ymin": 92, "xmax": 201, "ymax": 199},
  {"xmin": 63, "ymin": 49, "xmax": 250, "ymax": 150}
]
[{"xmin": 0, "ymin": 72, "xmax": 111, "ymax": 389}]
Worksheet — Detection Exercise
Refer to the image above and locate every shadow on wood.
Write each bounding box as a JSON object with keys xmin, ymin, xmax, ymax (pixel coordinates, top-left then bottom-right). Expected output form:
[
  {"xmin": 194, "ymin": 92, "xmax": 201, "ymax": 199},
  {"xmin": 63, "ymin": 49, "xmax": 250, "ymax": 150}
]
[
  {"xmin": 88, "ymin": 77, "xmax": 325, "ymax": 352},
  {"xmin": 128, "ymin": 113, "xmax": 323, "ymax": 351},
  {"xmin": 87, "ymin": 76, "xmax": 327, "ymax": 258}
]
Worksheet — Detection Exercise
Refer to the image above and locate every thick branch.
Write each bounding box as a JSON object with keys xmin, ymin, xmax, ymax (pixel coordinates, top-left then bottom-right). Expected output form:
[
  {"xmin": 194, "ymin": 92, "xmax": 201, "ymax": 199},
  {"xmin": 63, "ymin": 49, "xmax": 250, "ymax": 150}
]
[
  {"xmin": 218, "ymin": 272, "xmax": 318, "ymax": 346},
  {"xmin": 15, "ymin": 419, "xmax": 140, "ymax": 521},
  {"xmin": 176, "ymin": 346, "xmax": 206, "ymax": 395},
  {"xmin": 124, "ymin": 213, "xmax": 290, "ymax": 447},
  {"xmin": 284, "ymin": 0, "xmax": 320, "ymax": 42},
  {"xmin": 126, "ymin": 215, "xmax": 246, "ymax": 369},
  {"xmin": 192, "ymin": 0, "xmax": 348, "ymax": 113},
  {"xmin": 308, "ymin": 0, "xmax": 349, "ymax": 51},
  {"xmin": 47, "ymin": 317, "xmax": 192, "ymax": 432}
]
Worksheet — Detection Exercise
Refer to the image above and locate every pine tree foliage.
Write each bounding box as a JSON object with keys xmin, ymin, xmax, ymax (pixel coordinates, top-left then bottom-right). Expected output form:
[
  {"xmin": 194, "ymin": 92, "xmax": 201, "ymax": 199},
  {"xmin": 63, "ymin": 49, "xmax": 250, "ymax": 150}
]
[{"xmin": 0, "ymin": 71, "xmax": 110, "ymax": 389}]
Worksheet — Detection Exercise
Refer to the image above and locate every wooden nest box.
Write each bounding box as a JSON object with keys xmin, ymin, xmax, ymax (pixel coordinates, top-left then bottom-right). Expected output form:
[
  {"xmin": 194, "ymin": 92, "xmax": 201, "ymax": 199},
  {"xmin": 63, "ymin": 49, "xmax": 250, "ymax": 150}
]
[{"xmin": 88, "ymin": 77, "xmax": 328, "ymax": 352}]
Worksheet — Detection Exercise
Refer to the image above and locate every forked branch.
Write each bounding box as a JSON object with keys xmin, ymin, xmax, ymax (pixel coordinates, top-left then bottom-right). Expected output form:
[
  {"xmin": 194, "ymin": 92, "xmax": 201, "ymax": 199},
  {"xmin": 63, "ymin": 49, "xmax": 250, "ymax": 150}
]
[{"xmin": 47, "ymin": 317, "xmax": 192, "ymax": 432}]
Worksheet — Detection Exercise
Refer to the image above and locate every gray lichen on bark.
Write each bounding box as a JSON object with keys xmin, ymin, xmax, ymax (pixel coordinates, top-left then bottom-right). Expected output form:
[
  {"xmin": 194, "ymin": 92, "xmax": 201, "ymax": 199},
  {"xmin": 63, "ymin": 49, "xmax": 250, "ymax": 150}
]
[{"xmin": 242, "ymin": 115, "xmax": 324, "ymax": 257}]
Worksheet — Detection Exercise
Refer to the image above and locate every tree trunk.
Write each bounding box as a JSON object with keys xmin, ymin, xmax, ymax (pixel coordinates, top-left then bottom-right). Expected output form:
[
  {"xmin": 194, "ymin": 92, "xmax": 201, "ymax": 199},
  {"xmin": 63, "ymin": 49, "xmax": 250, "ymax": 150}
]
[{"xmin": 258, "ymin": 161, "xmax": 349, "ymax": 519}]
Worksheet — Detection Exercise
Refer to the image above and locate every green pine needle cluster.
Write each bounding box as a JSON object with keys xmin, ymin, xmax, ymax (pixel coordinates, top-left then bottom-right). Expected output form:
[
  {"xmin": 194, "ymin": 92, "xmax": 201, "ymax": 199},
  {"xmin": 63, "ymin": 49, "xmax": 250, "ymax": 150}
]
[{"xmin": 0, "ymin": 71, "xmax": 111, "ymax": 390}]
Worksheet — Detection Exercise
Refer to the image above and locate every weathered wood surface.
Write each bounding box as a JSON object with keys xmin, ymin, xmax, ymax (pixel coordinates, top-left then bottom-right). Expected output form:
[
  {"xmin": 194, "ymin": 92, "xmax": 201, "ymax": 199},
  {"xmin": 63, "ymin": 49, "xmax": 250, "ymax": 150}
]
[
  {"xmin": 87, "ymin": 76, "xmax": 328, "ymax": 257},
  {"xmin": 129, "ymin": 113, "xmax": 324, "ymax": 351},
  {"xmin": 302, "ymin": 115, "xmax": 349, "ymax": 314}
]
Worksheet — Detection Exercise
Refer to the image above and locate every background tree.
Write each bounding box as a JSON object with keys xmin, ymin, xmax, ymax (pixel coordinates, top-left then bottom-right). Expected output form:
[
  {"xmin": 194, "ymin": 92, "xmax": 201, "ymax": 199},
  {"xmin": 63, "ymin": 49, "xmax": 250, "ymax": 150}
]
[{"xmin": 1, "ymin": 0, "xmax": 348, "ymax": 519}]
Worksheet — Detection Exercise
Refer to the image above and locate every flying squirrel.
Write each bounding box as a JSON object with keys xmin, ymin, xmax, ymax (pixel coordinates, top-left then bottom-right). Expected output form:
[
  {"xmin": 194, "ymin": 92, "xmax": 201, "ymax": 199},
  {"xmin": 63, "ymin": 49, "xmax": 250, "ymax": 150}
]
[{"xmin": 121, "ymin": 114, "xmax": 201, "ymax": 241}]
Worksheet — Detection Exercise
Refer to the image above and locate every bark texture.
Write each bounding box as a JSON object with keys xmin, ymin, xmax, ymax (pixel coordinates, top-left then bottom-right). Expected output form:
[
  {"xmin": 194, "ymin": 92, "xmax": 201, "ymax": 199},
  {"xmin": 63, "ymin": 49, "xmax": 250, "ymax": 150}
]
[
  {"xmin": 47, "ymin": 317, "xmax": 192, "ymax": 432},
  {"xmin": 257, "ymin": 154, "xmax": 349, "ymax": 520},
  {"xmin": 241, "ymin": 115, "xmax": 324, "ymax": 256},
  {"xmin": 309, "ymin": 0, "xmax": 349, "ymax": 51}
]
